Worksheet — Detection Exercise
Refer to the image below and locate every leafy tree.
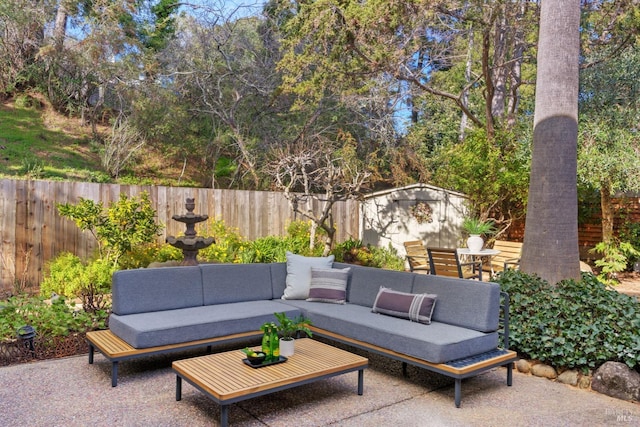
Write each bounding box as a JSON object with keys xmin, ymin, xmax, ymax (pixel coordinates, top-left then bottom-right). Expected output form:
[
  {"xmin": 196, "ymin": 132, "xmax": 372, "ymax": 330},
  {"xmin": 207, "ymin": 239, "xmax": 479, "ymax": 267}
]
[
  {"xmin": 272, "ymin": 0, "xmax": 539, "ymax": 138},
  {"xmin": 431, "ymin": 127, "xmax": 530, "ymax": 233},
  {"xmin": 520, "ymin": 0, "xmax": 581, "ymax": 284},
  {"xmin": 0, "ymin": 0, "xmax": 46, "ymax": 95},
  {"xmin": 161, "ymin": 14, "xmax": 283, "ymax": 188},
  {"xmin": 269, "ymin": 0, "xmax": 542, "ymax": 228},
  {"xmin": 137, "ymin": 0, "xmax": 180, "ymax": 52},
  {"xmin": 57, "ymin": 192, "xmax": 163, "ymax": 266},
  {"xmin": 578, "ymin": 46, "xmax": 640, "ymax": 245}
]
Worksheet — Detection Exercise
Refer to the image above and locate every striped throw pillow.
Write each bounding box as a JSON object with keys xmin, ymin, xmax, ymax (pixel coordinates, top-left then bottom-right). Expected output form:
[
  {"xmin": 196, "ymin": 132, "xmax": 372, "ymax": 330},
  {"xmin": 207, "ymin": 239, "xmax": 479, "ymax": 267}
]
[
  {"xmin": 306, "ymin": 267, "xmax": 350, "ymax": 304},
  {"xmin": 372, "ymin": 287, "xmax": 437, "ymax": 324}
]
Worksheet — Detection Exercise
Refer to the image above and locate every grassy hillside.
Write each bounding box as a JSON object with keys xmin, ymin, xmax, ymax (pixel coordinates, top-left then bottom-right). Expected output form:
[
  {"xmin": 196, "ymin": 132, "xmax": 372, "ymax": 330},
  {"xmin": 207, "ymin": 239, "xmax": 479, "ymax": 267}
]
[
  {"xmin": 0, "ymin": 96, "xmax": 105, "ymax": 182},
  {"xmin": 0, "ymin": 94, "xmax": 200, "ymax": 186}
]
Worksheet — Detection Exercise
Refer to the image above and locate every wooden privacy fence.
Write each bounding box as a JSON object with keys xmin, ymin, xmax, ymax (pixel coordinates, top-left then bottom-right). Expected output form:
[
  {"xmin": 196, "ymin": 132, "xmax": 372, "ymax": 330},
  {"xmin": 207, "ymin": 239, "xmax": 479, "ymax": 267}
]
[
  {"xmin": 505, "ymin": 195, "xmax": 640, "ymax": 260},
  {"xmin": 0, "ymin": 179, "xmax": 359, "ymax": 294}
]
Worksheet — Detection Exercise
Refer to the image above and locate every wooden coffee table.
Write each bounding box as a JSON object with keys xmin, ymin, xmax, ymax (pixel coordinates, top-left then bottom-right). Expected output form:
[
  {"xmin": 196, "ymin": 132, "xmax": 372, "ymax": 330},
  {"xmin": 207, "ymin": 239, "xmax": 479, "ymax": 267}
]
[{"xmin": 172, "ymin": 338, "xmax": 368, "ymax": 426}]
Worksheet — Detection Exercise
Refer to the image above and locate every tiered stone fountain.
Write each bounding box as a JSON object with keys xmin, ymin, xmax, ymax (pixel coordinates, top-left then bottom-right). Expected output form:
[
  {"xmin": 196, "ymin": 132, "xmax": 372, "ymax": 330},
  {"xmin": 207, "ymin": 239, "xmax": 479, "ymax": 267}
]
[{"xmin": 166, "ymin": 198, "xmax": 214, "ymax": 266}]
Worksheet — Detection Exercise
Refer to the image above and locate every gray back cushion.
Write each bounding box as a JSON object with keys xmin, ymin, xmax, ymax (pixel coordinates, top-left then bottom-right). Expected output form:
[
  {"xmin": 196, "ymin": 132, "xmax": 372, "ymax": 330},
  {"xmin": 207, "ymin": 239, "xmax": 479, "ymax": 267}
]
[
  {"xmin": 411, "ymin": 275, "xmax": 500, "ymax": 332},
  {"xmin": 270, "ymin": 262, "xmax": 287, "ymax": 299},
  {"xmin": 201, "ymin": 263, "xmax": 273, "ymax": 305},
  {"xmin": 111, "ymin": 266, "xmax": 203, "ymax": 315},
  {"xmin": 346, "ymin": 265, "xmax": 414, "ymax": 307}
]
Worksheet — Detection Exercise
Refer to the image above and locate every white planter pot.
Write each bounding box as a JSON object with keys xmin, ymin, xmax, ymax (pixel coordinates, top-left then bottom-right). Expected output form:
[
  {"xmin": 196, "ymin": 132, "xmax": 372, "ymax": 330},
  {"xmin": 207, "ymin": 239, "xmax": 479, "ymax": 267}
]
[
  {"xmin": 279, "ymin": 338, "xmax": 295, "ymax": 357},
  {"xmin": 467, "ymin": 235, "xmax": 484, "ymax": 252}
]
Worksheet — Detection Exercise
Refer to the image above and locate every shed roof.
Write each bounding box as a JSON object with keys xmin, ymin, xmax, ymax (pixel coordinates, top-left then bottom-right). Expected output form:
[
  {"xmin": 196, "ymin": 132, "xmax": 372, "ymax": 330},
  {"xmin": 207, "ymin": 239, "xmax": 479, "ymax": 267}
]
[{"xmin": 363, "ymin": 183, "xmax": 467, "ymax": 200}]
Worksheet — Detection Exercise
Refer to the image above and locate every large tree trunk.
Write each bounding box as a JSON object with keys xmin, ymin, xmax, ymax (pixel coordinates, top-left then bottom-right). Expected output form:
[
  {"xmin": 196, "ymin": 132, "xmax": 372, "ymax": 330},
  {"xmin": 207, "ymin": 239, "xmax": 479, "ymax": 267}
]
[{"xmin": 520, "ymin": 0, "xmax": 581, "ymax": 284}]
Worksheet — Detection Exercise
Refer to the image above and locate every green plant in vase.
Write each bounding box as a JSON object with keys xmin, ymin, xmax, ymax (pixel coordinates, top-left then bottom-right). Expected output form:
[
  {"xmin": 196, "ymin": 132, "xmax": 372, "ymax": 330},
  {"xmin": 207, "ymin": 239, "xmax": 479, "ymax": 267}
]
[
  {"xmin": 461, "ymin": 217, "xmax": 496, "ymax": 252},
  {"xmin": 274, "ymin": 312, "xmax": 313, "ymax": 357}
]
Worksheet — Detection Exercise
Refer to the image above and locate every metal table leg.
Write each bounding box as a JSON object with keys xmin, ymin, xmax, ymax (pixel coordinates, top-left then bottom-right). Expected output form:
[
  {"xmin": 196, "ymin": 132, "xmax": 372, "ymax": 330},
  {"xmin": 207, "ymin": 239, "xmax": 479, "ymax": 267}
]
[
  {"xmin": 176, "ymin": 376, "xmax": 182, "ymax": 401},
  {"xmin": 220, "ymin": 404, "xmax": 229, "ymax": 427},
  {"xmin": 111, "ymin": 361, "xmax": 118, "ymax": 387}
]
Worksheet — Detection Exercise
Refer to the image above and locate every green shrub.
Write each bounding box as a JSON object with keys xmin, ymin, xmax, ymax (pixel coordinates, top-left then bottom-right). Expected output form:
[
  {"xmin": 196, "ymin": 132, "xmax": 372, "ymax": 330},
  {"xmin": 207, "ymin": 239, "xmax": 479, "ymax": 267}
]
[
  {"xmin": 119, "ymin": 242, "xmax": 182, "ymax": 269},
  {"xmin": 332, "ymin": 239, "xmax": 404, "ymax": 270},
  {"xmin": 0, "ymin": 295, "xmax": 107, "ymax": 341},
  {"xmin": 370, "ymin": 244, "xmax": 405, "ymax": 271},
  {"xmin": 285, "ymin": 220, "xmax": 326, "ymax": 255},
  {"xmin": 20, "ymin": 155, "xmax": 45, "ymax": 178},
  {"xmin": 240, "ymin": 236, "xmax": 289, "ymax": 263},
  {"xmin": 591, "ymin": 241, "xmax": 640, "ymax": 284},
  {"xmin": 198, "ymin": 219, "xmax": 248, "ymax": 263},
  {"xmin": 496, "ymin": 269, "xmax": 640, "ymax": 372},
  {"xmin": 619, "ymin": 221, "xmax": 640, "ymax": 265},
  {"xmin": 14, "ymin": 94, "xmax": 42, "ymax": 109},
  {"xmin": 199, "ymin": 219, "xmax": 324, "ymax": 263},
  {"xmin": 40, "ymin": 252, "xmax": 85, "ymax": 298},
  {"xmin": 240, "ymin": 232, "xmax": 326, "ymax": 264},
  {"xmin": 40, "ymin": 254, "xmax": 114, "ymax": 312}
]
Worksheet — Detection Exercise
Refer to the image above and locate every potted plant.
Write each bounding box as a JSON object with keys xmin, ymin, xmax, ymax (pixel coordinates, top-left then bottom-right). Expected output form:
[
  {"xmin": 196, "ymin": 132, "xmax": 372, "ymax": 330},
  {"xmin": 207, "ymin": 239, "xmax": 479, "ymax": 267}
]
[
  {"xmin": 462, "ymin": 217, "xmax": 496, "ymax": 252},
  {"xmin": 274, "ymin": 312, "xmax": 313, "ymax": 357}
]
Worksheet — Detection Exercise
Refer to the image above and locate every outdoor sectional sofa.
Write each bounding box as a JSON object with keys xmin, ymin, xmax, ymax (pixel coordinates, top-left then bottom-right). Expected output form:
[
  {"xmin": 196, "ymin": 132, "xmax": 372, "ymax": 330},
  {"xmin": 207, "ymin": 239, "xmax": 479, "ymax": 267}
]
[{"xmin": 87, "ymin": 253, "xmax": 517, "ymax": 407}]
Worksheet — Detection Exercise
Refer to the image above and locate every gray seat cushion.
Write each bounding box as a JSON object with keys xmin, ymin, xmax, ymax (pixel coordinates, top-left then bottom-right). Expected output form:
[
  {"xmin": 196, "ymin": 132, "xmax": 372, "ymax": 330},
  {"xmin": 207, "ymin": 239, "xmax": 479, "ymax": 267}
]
[
  {"xmin": 111, "ymin": 266, "xmax": 203, "ymax": 315},
  {"xmin": 109, "ymin": 300, "xmax": 300, "ymax": 349},
  {"xmin": 282, "ymin": 300, "xmax": 498, "ymax": 363}
]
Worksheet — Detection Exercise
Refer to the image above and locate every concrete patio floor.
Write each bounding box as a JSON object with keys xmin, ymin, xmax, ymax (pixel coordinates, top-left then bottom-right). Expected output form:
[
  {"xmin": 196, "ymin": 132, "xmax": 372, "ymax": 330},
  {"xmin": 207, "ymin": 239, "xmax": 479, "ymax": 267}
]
[{"xmin": 1, "ymin": 345, "xmax": 638, "ymax": 427}]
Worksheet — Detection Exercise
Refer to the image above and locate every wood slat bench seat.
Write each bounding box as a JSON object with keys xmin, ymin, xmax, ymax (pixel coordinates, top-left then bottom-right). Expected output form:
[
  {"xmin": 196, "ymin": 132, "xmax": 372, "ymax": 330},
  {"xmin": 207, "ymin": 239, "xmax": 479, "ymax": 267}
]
[{"xmin": 87, "ymin": 330, "xmax": 262, "ymax": 387}]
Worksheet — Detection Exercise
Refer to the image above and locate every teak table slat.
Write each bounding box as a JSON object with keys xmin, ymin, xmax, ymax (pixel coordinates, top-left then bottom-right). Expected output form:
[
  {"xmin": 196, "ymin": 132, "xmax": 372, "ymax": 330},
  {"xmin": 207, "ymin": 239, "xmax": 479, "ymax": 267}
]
[{"xmin": 172, "ymin": 338, "xmax": 368, "ymax": 427}]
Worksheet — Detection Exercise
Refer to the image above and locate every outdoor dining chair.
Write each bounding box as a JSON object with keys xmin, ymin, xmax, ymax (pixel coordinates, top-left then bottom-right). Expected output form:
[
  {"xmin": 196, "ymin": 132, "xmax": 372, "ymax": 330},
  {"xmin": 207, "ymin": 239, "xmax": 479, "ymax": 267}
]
[
  {"xmin": 403, "ymin": 240, "xmax": 430, "ymax": 273},
  {"xmin": 487, "ymin": 240, "xmax": 522, "ymax": 273},
  {"xmin": 427, "ymin": 247, "xmax": 482, "ymax": 280}
]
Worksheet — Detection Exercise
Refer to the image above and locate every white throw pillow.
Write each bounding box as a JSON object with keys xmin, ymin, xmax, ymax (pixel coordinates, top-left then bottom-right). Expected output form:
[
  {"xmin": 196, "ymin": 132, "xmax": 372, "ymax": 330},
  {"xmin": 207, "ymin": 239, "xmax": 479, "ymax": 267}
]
[{"xmin": 282, "ymin": 252, "xmax": 335, "ymax": 300}]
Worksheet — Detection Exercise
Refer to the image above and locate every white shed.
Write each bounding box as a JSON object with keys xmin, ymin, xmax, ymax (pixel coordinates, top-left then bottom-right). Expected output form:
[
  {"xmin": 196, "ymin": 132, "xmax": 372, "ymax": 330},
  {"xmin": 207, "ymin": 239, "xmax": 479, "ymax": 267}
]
[{"xmin": 359, "ymin": 183, "xmax": 469, "ymax": 259}]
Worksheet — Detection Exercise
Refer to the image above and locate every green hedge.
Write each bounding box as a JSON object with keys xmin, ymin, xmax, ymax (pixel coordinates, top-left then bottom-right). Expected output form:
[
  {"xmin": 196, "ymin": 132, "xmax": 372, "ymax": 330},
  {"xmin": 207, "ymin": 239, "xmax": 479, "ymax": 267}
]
[{"xmin": 496, "ymin": 269, "xmax": 640, "ymax": 372}]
